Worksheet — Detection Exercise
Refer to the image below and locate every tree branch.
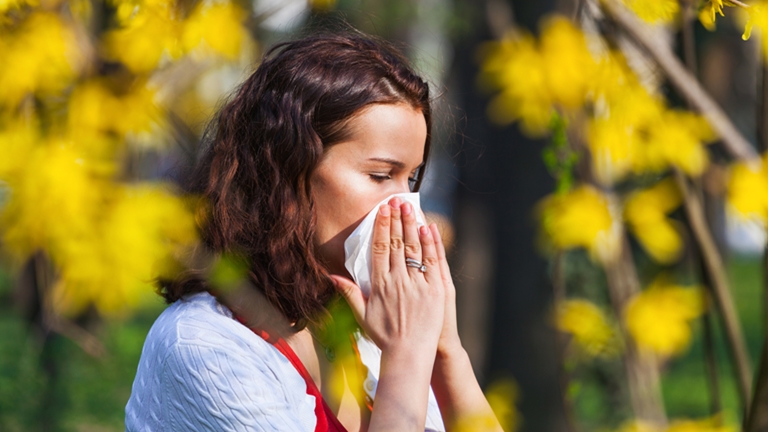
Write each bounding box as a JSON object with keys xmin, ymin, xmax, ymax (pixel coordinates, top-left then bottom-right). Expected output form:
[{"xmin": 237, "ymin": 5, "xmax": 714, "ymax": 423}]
[
  {"xmin": 673, "ymin": 170, "xmax": 753, "ymax": 410},
  {"xmin": 601, "ymin": 0, "xmax": 759, "ymax": 162}
]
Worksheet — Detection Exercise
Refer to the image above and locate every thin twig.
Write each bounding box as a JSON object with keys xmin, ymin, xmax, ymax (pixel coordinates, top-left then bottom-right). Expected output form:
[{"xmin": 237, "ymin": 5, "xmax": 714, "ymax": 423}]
[
  {"xmin": 601, "ymin": 0, "xmax": 759, "ymax": 163},
  {"xmin": 679, "ymin": 2, "xmax": 724, "ymax": 419},
  {"xmin": 727, "ymin": 0, "xmax": 751, "ymax": 10},
  {"xmin": 673, "ymin": 170, "xmax": 753, "ymax": 411}
]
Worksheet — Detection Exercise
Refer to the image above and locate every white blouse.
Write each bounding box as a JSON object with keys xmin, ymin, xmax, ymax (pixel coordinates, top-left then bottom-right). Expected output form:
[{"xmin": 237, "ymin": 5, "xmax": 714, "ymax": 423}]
[{"xmin": 125, "ymin": 292, "xmax": 445, "ymax": 431}]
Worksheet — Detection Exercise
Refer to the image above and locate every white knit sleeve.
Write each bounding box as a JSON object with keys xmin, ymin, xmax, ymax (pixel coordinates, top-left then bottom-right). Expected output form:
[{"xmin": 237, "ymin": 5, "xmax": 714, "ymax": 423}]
[{"xmin": 160, "ymin": 342, "xmax": 314, "ymax": 432}]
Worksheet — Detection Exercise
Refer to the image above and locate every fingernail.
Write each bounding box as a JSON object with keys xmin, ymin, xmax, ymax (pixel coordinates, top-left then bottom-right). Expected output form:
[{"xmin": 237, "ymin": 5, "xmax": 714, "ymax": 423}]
[
  {"xmin": 419, "ymin": 226, "xmax": 429, "ymax": 236},
  {"xmin": 389, "ymin": 197, "xmax": 401, "ymax": 208},
  {"xmin": 402, "ymin": 203, "xmax": 412, "ymax": 215},
  {"xmin": 380, "ymin": 204, "xmax": 390, "ymax": 216}
]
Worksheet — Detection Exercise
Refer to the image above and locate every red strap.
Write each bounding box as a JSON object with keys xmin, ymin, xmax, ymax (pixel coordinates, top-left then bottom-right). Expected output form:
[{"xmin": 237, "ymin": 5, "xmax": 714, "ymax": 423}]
[{"xmin": 237, "ymin": 318, "xmax": 348, "ymax": 432}]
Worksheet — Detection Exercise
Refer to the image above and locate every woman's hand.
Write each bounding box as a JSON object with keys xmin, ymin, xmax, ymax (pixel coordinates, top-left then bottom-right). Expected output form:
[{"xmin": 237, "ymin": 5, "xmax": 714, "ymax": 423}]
[
  {"xmin": 331, "ymin": 197, "xmax": 445, "ymax": 355},
  {"xmin": 332, "ymin": 197, "xmax": 448, "ymax": 430},
  {"xmin": 428, "ymin": 223, "xmax": 464, "ymax": 358}
]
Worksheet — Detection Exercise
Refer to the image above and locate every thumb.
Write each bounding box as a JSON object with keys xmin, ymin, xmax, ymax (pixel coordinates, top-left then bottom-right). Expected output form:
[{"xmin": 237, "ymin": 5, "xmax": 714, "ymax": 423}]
[{"xmin": 330, "ymin": 275, "xmax": 366, "ymax": 323}]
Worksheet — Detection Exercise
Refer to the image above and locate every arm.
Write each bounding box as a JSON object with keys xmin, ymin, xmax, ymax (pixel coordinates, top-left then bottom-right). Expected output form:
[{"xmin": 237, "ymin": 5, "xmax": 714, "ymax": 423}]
[
  {"xmin": 428, "ymin": 223, "xmax": 503, "ymax": 431},
  {"xmin": 333, "ymin": 198, "xmax": 446, "ymax": 431}
]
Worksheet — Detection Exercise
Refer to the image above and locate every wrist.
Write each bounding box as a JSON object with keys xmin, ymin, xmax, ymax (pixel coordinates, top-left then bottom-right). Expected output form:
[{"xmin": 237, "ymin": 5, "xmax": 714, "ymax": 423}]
[{"xmin": 436, "ymin": 338, "xmax": 466, "ymax": 362}]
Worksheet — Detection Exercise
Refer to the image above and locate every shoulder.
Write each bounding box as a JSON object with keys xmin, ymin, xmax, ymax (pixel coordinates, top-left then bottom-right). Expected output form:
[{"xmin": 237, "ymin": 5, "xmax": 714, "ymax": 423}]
[{"xmin": 126, "ymin": 292, "xmax": 316, "ymax": 431}]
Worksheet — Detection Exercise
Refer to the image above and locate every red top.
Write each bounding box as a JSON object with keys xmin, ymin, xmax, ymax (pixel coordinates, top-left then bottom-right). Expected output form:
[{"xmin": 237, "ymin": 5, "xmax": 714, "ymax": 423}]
[{"xmin": 239, "ymin": 321, "xmax": 348, "ymax": 432}]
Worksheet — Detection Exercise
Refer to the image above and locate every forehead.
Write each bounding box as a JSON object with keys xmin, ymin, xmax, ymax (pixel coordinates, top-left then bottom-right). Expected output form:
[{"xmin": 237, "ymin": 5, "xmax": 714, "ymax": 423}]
[{"xmin": 332, "ymin": 103, "xmax": 427, "ymax": 166}]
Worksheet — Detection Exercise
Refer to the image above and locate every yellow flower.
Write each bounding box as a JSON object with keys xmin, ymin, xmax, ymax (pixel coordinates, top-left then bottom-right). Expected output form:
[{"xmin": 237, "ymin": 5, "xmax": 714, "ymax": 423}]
[
  {"xmin": 52, "ymin": 184, "xmax": 197, "ymax": 317},
  {"xmin": 625, "ymin": 276, "xmax": 705, "ymax": 357},
  {"xmin": 480, "ymin": 17, "xmax": 596, "ymax": 136},
  {"xmin": 587, "ymin": 79, "xmax": 666, "ymax": 184},
  {"xmin": 103, "ymin": 2, "xmax": 182, "ymax": 73},
  {"xmin": 1, "ymin": 140, "xmax": 112, "ymax": 259},
  {"xmin": 481, "ymin": 33, "xmax": 552, "ymax": 134},
  {"xmin": 182, "ymin": 1, "xmax": 249, "ymax": 60},
  {"xmin": 742, "ymin": 3, "xmax": 768, "ymax": 61},
  {"xmin": 624, "ymin": 178, "xmax": 683, "ymax": 264},
  {"xmin": 641, "ymin": 111, "xmax": 712, "ymax": 177},
  {"xmin": 623, "ymin": 0, "xmax": 680, "ymax": 24},
  {"xmin": 0, "ymin": 13, "xmax": 81, "ymax": 106},
  {"xmin": 538, "ymin": 186, "xmax": 621, "ymax": 264},
  {"xmin": 556, "ymin": 299, "xmax": 618, "ymax": 357},
  {"xmin": 699, "ymin": 0, "xmax": 726, "ymax": 30},
  {"xmin": 727, "ymin": 157, "xmax": 768, "ymax": 224},
  {"xmin": 540, "ymin": 16, "xmax": 596, "ymax": 110},
  {"xmin": 68, "ymin": 79, "xmax": 163, "ymax": 141}
]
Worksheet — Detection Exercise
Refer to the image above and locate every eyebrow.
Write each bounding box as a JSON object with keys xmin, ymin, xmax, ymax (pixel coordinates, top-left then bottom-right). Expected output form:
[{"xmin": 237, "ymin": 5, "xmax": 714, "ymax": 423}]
[{"xmin": 367, "ymin": 157, "xmax": 424, "ymax": 171}]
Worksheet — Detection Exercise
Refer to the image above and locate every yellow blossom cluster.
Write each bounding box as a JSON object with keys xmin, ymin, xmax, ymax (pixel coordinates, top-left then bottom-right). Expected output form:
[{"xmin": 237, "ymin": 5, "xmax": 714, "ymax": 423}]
[
  {"xmin": 623, "ymin": 178, "xmax": 683, "ymax": 264},
  {"xmin": 67, "ymin": 79, "xmax": 163, "ymax": 142},
  {"xmin": 0, "ymin": 127, "xmax": 197, "ymax": 317},
  {"xmin": 538, "ymin": 186, "xmax": 621, "ymax": 264},
  {"xmin": 0, "ymin": 0, "xmax": 254, "ymax": 318},
  {"xmin": 0, "ymin": 13, "xmax": 81, "ymax": 107},
  {"xmin": 480, "ymin": 17, "xmax": 596, "ymax": 135},
  {"xmin": 625, "ymin": 276, "xmax": 705, "ymax": 357},
  {"xmin": 538, "ymin": 179, "xmax": 685, "ymax": 265},
  {"xmin": 699, "ymin": 0, "xmax": 768, "ymax": 61},
  {"xmin": 480, "ymin": 17, "xmax": 715, "ymax": 186},
  {"xmin": 556, "ymin": 299, "xmax": 619, "ymax": 358},
  {"xmin": 103, "ymin": 0, "xmax": 250, "ymax": 72},
  {"xmin": 727, "ymin": 155, "xmax": 768, "ymax": 225}
]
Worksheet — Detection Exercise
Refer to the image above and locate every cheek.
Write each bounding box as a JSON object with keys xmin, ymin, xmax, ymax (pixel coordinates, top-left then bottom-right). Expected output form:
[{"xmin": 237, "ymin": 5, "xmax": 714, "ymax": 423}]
[{"xmin": 311, "ymin": 172, "xmax": 383, "ymax": 250}]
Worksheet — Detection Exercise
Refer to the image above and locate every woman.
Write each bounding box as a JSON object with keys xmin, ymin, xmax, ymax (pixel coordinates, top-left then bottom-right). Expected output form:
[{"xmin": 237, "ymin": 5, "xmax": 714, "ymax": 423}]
[{"xmin": 125, "ymin": 32, "xmax": 501, "ymax": 431}]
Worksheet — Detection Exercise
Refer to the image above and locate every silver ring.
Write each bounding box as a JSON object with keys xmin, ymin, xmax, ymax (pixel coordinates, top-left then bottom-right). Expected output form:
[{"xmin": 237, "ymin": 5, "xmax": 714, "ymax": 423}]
[{"xmin": 405, "ymin": 258, "xmax": 427, "ymax": 273}]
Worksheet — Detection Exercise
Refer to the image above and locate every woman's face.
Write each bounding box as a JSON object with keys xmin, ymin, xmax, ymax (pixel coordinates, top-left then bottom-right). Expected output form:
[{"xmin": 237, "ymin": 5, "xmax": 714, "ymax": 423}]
[{"xmin": 311, "ymin": 103, "xmax": 427, "ymax": 276}]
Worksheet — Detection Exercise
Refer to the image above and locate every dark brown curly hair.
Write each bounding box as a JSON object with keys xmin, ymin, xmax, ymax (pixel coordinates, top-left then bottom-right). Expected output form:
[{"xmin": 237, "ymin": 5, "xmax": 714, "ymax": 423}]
[{"xmin": 159, "ymin": 33, "xmax": 432, "ymax": 329}]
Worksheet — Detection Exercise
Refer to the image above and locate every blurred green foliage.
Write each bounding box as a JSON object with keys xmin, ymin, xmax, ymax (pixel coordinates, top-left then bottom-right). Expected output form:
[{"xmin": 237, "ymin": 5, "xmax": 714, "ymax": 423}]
[
  {"xmin": 0, "ymin": 267, "xmax": 164, "ymax": 431},
  {"xmin": 566, "ymin": 256, "xmax": 764, "ymax": 430}
]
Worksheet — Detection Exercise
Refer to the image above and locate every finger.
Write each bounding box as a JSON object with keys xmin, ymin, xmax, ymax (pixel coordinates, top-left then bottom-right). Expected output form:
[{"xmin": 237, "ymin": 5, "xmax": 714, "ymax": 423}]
[
  {"xmin": 401, "ymin": 202, "xmax": 422, "ymax": 267},
  {"xmin": 388, "ymin": 197, "xmax": 406, "ymax": 271},
  {"xmin": 430, "ymin": 223, "xmax": 453, "ymax": 287},
  {"xmin": 419, "ymin": 225, "xmax": 441, "ymax": 285},
  {"xmin": 331, "ymin": 275, "xmax": 366, "ymax": 325},
  {"xmin": 371, "ymin": 204, "xmax": 391, "ymax": 277}
]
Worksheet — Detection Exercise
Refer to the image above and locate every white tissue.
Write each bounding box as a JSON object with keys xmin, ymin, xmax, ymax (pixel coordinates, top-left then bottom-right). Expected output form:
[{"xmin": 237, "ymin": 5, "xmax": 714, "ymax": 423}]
[{"xmin": 343, "ymin": 192, "xmax": 426, "ymax": 297}]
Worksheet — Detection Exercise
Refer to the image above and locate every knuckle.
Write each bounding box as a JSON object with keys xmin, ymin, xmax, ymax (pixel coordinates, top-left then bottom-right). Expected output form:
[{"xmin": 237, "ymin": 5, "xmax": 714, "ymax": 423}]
[
  {"xmin": 376, "ymin": 217, "xmax": 389, "ymax": 228},
  {"xmin": 372, "ymin": 241, "xmax": 390, "ymax": 254},
  {"xmin": 404, "ymin": 242, "xmax": 420, "ymax": 255},
  {"xmin": 423, "ymin": 256, "xmax": 439, "ymax": 267},
  {"xmin": 390, "ymin": 237, "xmax": 404, "ymax": 250}
]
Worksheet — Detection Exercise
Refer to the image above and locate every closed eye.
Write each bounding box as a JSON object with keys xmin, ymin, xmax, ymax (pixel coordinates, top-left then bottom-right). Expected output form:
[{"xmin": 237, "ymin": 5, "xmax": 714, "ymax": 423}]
[{"xmin": 369, "ymin": 174, "xmax": 391, "ymax": 182}]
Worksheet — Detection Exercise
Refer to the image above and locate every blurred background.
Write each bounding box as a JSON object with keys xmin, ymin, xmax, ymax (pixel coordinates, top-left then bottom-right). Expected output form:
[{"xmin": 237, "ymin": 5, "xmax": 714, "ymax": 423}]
[{"xmin": 2, "ymin": 0, "xmax": 768, "ymax": 430}]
